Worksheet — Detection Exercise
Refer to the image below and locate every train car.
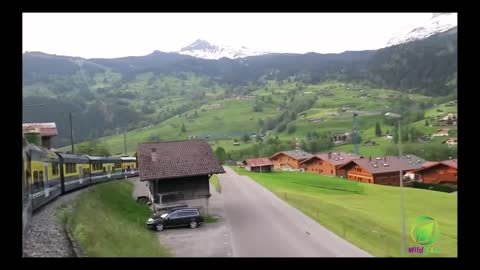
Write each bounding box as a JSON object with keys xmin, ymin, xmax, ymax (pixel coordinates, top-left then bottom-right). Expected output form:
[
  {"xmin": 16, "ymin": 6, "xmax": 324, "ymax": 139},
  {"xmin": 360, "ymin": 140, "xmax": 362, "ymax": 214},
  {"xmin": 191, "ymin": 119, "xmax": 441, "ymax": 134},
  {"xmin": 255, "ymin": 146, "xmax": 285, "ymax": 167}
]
[
  {"xmin": 120, "ymin": 156, "xmax": 139, "ymax": 177},
  {"xmin": 87, "ymin": 156, "xmax": 123, "ymax": 184},
  {"xmin": 28, "ymin": 143, "xmax": 62, "ymax": 211},
  {"xmin": 56, "ymin": 153, "xmax": 91, "ymax": 193},
  {"xmin": 22, "ymin": 136, "xmax": 32, "ymax": 235},
  {"xmin": 111, "ymin": 156, "xmax": 124, "ymax": 180}
]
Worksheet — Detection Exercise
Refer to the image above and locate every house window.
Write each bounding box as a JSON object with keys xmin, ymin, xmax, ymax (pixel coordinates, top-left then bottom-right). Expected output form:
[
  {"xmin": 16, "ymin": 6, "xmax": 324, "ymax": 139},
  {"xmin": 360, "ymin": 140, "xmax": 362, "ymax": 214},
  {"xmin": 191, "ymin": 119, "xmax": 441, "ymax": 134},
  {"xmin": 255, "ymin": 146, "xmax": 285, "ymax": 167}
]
[{"xmin": 114, "ymin": 162, "xmax": 122, "ymax": 169}]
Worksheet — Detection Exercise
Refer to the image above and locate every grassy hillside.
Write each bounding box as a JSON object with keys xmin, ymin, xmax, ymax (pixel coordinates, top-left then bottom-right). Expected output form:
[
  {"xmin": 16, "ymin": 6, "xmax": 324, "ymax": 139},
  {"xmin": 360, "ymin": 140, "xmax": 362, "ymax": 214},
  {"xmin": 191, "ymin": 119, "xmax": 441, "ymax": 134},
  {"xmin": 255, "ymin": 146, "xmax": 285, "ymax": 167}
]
[
  {"xmin": 58, "ymin": 80, "xmax": 456, "ymax": 161},
  {"xmin": 231, "ymin": 167, "xmax": 457, "ymax": 257},
  {"xmin": 57, "ymin": 181, "xmax": 171, "ymax": 257}
]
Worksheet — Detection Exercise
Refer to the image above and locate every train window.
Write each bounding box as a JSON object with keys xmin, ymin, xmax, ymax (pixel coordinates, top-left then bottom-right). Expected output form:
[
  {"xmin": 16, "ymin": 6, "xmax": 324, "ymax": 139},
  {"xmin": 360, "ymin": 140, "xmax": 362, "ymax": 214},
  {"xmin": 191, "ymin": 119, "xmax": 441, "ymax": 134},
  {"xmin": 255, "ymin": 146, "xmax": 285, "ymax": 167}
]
[
  {"xmin": 65, "ymin": 163, "xmax": 77, "ymax": 174},
  {"xmin": 38, "ymin": 171, "xmax": 44, "ymax": 189},
  {"xmin": 52, "ymin": 162, "xmax": 59, "ymax": 175},
  {"xmin": 93, "ymin": 163, "xmax": 102, "ymax": 170},
  {"xmin": 33, "ymin": 171, "xmax": 39, "ymax": 189}
]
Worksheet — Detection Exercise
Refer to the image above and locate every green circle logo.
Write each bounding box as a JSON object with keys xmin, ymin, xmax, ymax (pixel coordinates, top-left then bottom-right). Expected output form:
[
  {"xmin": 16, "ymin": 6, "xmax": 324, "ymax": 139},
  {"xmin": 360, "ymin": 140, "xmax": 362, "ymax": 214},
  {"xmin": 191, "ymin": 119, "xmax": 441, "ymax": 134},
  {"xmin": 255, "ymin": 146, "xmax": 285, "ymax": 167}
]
[{"xmin": 410, "ymin": 216, "xmax": 439, "ymax": 245}]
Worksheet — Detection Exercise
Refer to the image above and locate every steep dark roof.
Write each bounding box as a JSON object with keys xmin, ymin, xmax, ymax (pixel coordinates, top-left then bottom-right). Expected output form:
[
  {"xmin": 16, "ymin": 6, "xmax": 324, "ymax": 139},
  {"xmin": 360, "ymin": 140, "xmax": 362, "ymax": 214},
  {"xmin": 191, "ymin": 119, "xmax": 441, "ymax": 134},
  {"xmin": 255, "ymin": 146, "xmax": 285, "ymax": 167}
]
[
  {"xmin": 269, "ymin": 150, "xmax": 313, "ymax": 161},
  {"xmin": 338, "ymin": 155, "xmax": 425, "ymax": 174},
  {"xmin": 243, "ymin": 158, "xmax": 273, "ymax": 167},
  {"xmin": 416, "ymin": 159, "xmax": 458, "ymax": 172},
  {"xmin": 300, "ymin": 151, "xmax": 362, "ymax": 166},
  {"xmin": 137, "ymin": 140, "xmax": 225, "ymax": 181}
]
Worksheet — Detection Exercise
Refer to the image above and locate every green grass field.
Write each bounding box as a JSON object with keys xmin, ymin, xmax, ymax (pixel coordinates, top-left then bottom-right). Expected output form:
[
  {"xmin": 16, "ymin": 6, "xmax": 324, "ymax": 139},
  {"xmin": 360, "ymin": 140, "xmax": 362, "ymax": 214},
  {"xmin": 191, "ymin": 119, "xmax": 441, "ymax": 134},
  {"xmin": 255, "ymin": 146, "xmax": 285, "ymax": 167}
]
[
  {"xmin": 57, "ymin": 181, "xmax": 171, "ymax": 257},
  {"xmin": 231, "ymin": 167, "xmax": 457, "ymax": 257},
  {"xmin": 209, "ymin": 175, "xmax": 221, "ymax": 193}
]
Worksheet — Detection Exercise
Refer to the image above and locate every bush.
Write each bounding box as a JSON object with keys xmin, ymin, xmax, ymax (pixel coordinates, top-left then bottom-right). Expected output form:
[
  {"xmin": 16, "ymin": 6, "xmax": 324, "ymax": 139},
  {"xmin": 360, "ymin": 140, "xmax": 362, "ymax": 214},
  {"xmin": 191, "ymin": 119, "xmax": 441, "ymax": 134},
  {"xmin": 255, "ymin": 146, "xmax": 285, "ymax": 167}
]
[
  {"xmin": 287, "ymin": 124, "xmax": 296, "ymax": 134},
  {"xmin": 276, "ymin": 123, "xmax": 287, "ymax": 132},
  {"xmin": 253, "ymin": 103, "xmax": 263, "ymax": 112},
  {"xmin": 411, "ymin": 182, "xmax": 457, "ymax": 193}
]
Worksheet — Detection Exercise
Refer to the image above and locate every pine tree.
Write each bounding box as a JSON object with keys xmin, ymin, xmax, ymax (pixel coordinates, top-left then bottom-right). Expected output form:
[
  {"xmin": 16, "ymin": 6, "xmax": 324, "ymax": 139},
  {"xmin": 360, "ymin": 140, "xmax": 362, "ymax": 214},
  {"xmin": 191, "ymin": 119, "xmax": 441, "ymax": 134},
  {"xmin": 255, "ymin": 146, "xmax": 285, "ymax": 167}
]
[{"xmin": 375, "ymin": 122, "xmax": 382, "ymax": 137}]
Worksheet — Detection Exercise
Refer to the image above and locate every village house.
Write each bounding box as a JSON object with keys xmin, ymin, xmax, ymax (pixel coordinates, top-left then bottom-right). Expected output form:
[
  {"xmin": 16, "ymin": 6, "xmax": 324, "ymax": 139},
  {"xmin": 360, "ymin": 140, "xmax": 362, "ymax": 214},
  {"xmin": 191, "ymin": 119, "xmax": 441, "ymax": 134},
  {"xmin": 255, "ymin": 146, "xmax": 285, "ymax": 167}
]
[
  {"xmin": 22, "ymin": 122, "xmax": 58, "ymax": 149},
  {"xmin": 414, "ymin": 159, "xmax": 458, "ymax": 185},
  {"xmin": 363, "ymin": 140, "xmax": 377, "ymax": 146},
  {"xmin": 300, "ymin": 152, "xmax": 362, "ymax": 177},
  {"xmin": 432, "ymin": 128, "xmax": 450, "ymax": 137},
  {"xmin": 242, "ymin": 158, "xmax": 273, "ymax": 172},
  {"xmin": 137, "ymin": 140, "xmax": 225, "ymax": 215},
  {"xmin": 442, "ymin": 137, "xmax": 457, "ymax": 146},
  {"xmin": 269, "ymin": 150, "xmax": 313, "ymax": 170},
  {"xmin": 332, "ymin": 132, "xmax": 350, "ymax": 145},
  {"xmin": 439, "ymin": 113, "xmax": 457, "ymax": 126},
  {"xmin": 337, "ymin": 155, "xmax": 425, "ymax": 186}
]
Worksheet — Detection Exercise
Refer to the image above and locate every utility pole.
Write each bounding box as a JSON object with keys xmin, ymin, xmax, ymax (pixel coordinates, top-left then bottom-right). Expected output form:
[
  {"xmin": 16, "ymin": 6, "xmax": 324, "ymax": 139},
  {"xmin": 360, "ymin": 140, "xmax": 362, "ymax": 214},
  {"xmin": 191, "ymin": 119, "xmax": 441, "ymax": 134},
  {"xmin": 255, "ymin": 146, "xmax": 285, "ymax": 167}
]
[
  {"xmin": 353, "ymin": 112, "xmax": 359, "ymax": 155},
  {"xmin": 69, "ymin": 112, "xmax": 74, "ymax": 154},
  {"xmin": 124, "ymin": 128, "xmax": 127, "ymax": 155},
  {"xmin": 398, "ymin": 118, "xmax": 406, "ymax": 257},
  {"xmin": 387, "ymin": 112, "xmax": 406, "ymax": 256}
]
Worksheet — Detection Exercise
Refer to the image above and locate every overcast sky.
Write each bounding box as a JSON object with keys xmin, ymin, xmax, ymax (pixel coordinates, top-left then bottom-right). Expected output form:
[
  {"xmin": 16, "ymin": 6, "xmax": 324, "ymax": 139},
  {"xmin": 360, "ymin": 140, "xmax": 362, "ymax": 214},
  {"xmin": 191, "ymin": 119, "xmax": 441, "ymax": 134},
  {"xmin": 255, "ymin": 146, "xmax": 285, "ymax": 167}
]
[{"xmin": 23, "ymin": 13, "xmax": 435, "ymax": 59}]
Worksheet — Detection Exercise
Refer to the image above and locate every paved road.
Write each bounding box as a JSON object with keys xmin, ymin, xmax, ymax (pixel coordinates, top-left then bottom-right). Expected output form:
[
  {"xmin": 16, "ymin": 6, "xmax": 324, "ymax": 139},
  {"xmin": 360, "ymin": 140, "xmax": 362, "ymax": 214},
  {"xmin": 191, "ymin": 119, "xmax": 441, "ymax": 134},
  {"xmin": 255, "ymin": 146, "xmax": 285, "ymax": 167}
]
[{"xmin": 219, "ymin": 166, "xmax": 372, "ymax": 257}]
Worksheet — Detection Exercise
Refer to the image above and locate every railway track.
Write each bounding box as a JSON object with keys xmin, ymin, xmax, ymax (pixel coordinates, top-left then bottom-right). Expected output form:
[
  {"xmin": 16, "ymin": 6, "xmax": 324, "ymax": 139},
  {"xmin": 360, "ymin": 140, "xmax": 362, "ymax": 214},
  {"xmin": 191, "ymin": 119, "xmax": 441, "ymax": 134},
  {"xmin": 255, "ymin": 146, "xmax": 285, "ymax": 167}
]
[{"xmin": 22, "ymin": 189, "xmax": 86, "ymax": 257}]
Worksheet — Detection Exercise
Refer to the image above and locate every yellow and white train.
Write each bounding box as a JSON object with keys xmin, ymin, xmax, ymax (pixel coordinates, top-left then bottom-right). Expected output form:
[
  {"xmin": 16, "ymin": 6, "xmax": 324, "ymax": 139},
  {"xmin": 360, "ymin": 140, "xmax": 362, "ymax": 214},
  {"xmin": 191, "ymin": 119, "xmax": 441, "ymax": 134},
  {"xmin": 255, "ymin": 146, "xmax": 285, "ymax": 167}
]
[{"xmin": 22, "ymin": 139, "xmax": 138, "ymax": 234}]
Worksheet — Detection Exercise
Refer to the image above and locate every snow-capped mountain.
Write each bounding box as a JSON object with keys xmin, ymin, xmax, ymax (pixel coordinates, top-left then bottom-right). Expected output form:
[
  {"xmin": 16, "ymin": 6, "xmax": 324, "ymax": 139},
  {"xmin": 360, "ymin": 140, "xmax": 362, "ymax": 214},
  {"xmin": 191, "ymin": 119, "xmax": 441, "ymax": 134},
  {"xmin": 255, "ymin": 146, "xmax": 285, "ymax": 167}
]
[
  {"xmin": 177, "ymin": 39, "xmax": 268, "ymax": 60},
  {"xmin": 386, "ymin": 13, "xmax": 457, "ymax": 47}
]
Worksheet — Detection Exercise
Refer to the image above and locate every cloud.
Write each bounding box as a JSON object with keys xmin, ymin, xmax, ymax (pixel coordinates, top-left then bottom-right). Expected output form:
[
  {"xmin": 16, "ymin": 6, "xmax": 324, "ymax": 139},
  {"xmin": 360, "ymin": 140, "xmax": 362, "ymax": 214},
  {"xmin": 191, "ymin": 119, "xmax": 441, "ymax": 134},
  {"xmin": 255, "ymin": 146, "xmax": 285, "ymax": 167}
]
[{"xmin": 23, "ymin": 13, "xmax": 433, "ymax": 58}]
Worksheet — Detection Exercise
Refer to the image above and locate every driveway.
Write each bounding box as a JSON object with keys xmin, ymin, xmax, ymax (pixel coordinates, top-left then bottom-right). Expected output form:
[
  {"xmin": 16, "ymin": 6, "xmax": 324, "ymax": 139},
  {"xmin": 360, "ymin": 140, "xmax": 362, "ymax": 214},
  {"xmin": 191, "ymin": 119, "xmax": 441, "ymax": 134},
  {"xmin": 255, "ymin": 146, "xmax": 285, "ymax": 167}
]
[
  {"xmin": 219, "ymin": 166, "xmax": 372, "ymax": 257},
  {"xmin": 129, "ymin": 177, "xmax": 233, "ymax": 257}
]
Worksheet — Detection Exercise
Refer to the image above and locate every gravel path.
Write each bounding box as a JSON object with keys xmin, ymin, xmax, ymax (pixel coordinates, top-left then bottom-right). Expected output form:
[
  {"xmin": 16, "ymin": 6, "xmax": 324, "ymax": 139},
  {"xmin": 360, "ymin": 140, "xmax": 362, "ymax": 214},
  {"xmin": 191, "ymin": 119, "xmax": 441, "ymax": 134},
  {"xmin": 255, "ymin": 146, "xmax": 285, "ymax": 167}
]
[
  {"xmin": 23, "ymin": 188, "xmax": 87, "ymax": 257},
  {"xmin": 128, "ymin": 177, "xmax": 233, "ymax": 257},
  {"xmin": 156, "ymin": 183, "xmax": 234, "ymax": 257}
]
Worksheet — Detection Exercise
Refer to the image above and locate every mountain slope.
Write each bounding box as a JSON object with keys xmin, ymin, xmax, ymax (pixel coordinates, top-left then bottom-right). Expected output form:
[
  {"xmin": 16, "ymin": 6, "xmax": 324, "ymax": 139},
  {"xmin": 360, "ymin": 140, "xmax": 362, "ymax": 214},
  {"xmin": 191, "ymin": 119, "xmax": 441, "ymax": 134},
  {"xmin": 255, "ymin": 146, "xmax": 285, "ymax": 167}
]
[
  {"xmin": 178, "ymin": 39, "xmax": 268, "ymax": 59},
  {"xmin": 371, "ymin": 27, "xmax": 457, "ymax": 96},
  {"xmin": 386, "ymin": 13, "xmax": 457, "ymax": 47},
  {"xmin": 22, "ymin": 29, "xmax": 457, "ymax": 147}
]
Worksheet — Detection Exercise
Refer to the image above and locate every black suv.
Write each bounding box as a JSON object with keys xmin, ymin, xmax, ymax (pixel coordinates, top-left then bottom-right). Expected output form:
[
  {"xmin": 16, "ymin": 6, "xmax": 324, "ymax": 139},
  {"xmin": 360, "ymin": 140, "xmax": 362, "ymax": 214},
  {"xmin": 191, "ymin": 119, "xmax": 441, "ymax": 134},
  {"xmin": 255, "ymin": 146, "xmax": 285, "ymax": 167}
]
[{"xmin": 146, "ymin": 208, "xmax": 204, "ymax": 232}]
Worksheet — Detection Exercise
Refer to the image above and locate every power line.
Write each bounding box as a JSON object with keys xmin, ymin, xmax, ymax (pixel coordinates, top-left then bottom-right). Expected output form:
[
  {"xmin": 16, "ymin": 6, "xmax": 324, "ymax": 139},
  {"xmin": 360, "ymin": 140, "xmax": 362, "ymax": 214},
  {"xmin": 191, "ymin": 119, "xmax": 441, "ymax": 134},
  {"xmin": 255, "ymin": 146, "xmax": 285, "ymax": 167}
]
[{"xmin": 24, "ymin": 104, "xmax": 45, "ymax": 108}]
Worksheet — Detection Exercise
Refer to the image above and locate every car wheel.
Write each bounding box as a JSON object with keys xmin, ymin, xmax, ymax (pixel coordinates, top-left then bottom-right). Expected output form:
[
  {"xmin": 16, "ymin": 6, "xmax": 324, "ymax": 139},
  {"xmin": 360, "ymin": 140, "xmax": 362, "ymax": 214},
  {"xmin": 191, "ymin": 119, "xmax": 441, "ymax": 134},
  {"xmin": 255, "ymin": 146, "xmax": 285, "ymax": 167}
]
[
  {"xmin": 189, "ymin": 220, "xmax": 198, "ymax": 229},
  {"xmin": 156, "ymin": 224, "xmax": 164, "ymax": 232}
]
